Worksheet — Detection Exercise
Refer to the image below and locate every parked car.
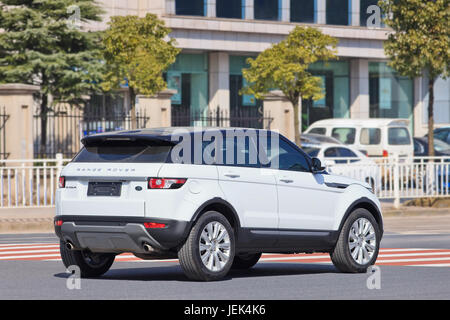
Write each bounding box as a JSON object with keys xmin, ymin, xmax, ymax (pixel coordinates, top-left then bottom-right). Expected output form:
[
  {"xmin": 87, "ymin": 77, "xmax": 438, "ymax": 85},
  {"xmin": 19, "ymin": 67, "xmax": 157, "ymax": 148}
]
[
  {"xmin": 305, "ymin": 118, "xmax": 414, "ymax": 159},
  {"xmin": 55, "ymin": 127, "xmax": 383, "ymax": 281},
  {"xmin": 300, "ymin": 133, "xmax": 343, "ymax": 147},
  {"xmin": 425, "ymin": 127, "xmax": 450, "ymax": 145},
  {"xmin": 413, "ymin": 137, "xmax": 450, "ymax": 157},
  {"xmin": 303, "ymin": 144, "xmax": 380, "ymax": 191}
]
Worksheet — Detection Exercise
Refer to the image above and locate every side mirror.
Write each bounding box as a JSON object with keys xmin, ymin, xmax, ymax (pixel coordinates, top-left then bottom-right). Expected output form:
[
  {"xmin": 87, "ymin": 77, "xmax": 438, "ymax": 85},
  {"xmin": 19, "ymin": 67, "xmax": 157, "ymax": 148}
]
[{"xmin": 312, "ymin": 157, "xmax": 326, "ymax": 173}]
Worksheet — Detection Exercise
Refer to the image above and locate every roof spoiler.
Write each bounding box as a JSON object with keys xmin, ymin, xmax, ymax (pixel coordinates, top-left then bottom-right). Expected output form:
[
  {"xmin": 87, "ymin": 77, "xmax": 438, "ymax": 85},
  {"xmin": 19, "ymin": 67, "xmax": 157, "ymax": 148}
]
[{"xmin": 81, "ymin": 134, "xmax": 175, "ymax": 147}]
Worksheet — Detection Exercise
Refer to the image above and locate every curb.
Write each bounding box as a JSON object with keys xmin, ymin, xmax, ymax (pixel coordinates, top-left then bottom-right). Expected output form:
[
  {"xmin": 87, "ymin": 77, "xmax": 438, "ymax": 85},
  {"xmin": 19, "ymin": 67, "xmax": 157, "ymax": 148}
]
[{"xmin": 0, "ymin": 218, "xmax": 54, "ymax": 234}]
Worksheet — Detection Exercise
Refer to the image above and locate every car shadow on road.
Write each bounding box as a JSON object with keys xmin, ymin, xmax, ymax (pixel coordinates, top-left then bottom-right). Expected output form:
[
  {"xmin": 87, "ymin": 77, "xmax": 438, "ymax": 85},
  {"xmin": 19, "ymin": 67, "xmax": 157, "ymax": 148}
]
[{"xmin": 54, "ymin": 262, "xmax": 338, "ymax": 282}]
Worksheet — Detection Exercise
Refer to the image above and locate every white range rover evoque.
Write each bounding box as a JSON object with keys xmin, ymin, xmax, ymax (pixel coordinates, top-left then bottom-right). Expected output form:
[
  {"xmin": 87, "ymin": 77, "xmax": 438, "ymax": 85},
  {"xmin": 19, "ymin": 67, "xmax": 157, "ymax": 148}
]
[{"xmin": 55, "ymin": 127, "xmax": 383, "ymax": 281}]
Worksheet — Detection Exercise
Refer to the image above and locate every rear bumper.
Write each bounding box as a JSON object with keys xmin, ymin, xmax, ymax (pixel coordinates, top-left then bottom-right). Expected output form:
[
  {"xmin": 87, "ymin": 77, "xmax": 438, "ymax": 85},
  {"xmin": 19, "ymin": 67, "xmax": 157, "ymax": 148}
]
[{"xmin": 54, "ymin": 215, "xmax": 191, "ymax": 253}]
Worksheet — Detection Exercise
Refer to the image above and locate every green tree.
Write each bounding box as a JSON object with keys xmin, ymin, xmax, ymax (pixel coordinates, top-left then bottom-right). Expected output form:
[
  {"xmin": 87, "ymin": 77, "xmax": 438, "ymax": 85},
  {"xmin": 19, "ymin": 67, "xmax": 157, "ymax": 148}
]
[
  {"xmin": 242, "ymin": 26, "xmax": 338, "ymax": 146},
  {"xmin": 0, "ymin": 0, "xmax": 105, "ymax": 155},
  {"xmin": 380, "ymin": 0, "xmax": 450, "ymax": 156},
  {"xmin": 102, "ymin": 14, "xmax": 180, "ymax": 128}
]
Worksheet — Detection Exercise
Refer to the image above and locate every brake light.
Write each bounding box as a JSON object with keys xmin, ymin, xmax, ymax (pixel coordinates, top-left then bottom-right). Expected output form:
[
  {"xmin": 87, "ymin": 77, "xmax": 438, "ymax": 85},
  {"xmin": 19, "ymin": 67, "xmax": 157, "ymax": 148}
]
[
  {"xmin": 144, "ymin": 222, "xmax": 166, "ymax": 229},
  {"xmin": 382, "ymin": 150, "xmax": 389, "ymax": 157},
  {"xmin": 148, "ymin": 178, "xmax": 187, "ymax": 189},
  {"xmin": 59, "ymin": 176, "xmax": 65, "ymax": 188},
  {"xmin": 54, "ymin": 219, "xmax": 63, "ymax": 227}
]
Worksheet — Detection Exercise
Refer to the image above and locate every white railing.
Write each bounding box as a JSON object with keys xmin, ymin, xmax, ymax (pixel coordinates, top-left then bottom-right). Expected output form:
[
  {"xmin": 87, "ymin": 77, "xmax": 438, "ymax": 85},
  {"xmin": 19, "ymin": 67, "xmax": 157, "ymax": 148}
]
[
  {"xmin": 326, "ymin": 156, "xmax": 450, "ymax": 207},
  {"xmin": 1, "ymin": 155, "xmax": 450, "ymax": 209},
  {"xmin": 0, "ymin": 154, "xmax": 70, "ymax": 208}
]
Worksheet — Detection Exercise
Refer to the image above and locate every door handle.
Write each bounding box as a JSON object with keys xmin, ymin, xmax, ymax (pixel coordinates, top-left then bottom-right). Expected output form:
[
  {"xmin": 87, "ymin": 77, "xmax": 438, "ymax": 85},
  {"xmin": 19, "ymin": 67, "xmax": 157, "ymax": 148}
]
[
  {"xmin": 280, "ymin": 179, "xmax": 293, "ymax": 183},
  {"xmin": 224, "ymin": 174, "xmax": 240, "ymax": 178}
]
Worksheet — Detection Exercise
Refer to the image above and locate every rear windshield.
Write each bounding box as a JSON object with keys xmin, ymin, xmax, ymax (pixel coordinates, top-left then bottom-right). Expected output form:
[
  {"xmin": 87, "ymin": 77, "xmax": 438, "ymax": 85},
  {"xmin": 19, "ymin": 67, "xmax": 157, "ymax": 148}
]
[
  {"xmin": 388, "ymin": 128, "xmax": 411, "ymax": 145},
  {"xmin": 72, "ymin": 140, "xmax": 173, "ymax": 163}
]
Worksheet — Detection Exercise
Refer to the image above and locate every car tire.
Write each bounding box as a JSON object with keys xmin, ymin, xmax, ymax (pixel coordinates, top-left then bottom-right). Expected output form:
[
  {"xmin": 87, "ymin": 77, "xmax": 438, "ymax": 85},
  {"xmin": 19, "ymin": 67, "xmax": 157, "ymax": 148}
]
[
  {"xmin": 231, "ymin": 253, "xmax": 262, "ymax": 270},
  {"xmin": 178, "ymin": 211, "xmax": 235, "ymax": 281},
  {"xmin": 330, "ymin": 208, "xmax": 381, "ymax": 273},
  {"xmin": 59, "ymin": 241, "xmax": 115, "ymax": 278}
]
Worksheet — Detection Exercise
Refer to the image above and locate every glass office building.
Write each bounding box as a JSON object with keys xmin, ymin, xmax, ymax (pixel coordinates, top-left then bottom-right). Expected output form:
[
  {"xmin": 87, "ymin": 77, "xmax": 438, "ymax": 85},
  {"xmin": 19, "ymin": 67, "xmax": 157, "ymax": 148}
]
[{"xmin": 92, "ymin": 0, "xmax": 446, "ymax": 137}]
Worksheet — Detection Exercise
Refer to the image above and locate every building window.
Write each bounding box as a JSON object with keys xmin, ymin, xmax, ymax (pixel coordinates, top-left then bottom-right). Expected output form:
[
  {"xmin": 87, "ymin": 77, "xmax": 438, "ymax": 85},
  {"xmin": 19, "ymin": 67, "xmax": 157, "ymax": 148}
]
[
  {"xmin": 360, "ymin": 0, "xmax": 384, "ymax": 27},
  {"xmin": 167, "ymin": 54, "xmax": 208, "ymax": 126},
  {"xmin": 326, "ymin": 0, "xmax": 349, "ymax": 26},
  {"xmin": 290, "ymin": 0, "xmax": 315, "ymax": 23},
  {"xmin": 176, "ymin": 0, "xmax": 205, "ymax": 16},
  {"xmin": 217, "ymin": 0, "xmax": 243, "ymax": 19},
  {"xmin": 229, "ymin": 56, "xmax": 264, "ymax": 128},
  {"xmin": 254, "ymin": 0, "xmax": 280, "ymax": 21},
  {"xmin": 369, "ymin": 62, "xmax": 414, "ymax": 131},
  {"xmin": 422, "ymin": 76, "xmax": 450, "ymax": 125},
  {"xmin": 302, "ymin": 61, "xmax": 350, "ymax": 130}
]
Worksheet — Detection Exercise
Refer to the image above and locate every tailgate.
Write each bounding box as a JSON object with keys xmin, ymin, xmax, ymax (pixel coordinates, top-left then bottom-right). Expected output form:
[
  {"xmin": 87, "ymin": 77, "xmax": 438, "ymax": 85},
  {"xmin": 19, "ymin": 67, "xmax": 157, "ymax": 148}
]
[{"xmin": 57, "ymin": 162, "xmax": 163, "ymax": 217}]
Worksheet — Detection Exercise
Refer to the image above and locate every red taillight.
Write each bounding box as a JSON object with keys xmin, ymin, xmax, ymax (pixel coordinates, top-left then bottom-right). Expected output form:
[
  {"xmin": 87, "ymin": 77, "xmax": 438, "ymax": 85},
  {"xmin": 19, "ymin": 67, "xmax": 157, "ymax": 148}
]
[
  {"xmin": 59, "ymin": 176, "xmax": 65, "ymax": 188},
  {"xmin": 55, "ymin": 219, "xmax": 63, "ymax": 227},
  {"xmin": 148, "ymin": 178, "xmax": 187, "ymax": 189},
  {"xmin": 382, "ymin": 150, "xmax": 389, "ymax": 157},
  {"xmin": 144, "ymin": 222, "xmax": 166, "ymax": 229}
]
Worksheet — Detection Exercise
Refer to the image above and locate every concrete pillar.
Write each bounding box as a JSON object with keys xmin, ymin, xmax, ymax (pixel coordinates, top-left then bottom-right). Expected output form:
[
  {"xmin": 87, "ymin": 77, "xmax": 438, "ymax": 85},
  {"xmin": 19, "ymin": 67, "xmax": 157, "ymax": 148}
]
[
  {"xmin": 0, "ymin": 84, "xmax": 39, "ymax": 160},
  {"xmin": 244, "ymin": 0, "xmax": 254, "ymax": 20},
  {"xmin": 350, "ymin": 58, "xmax": 370, "ymax": 119},
  {"xmin": 209, "ymin": 52, "xmax": 230, "ymax": 113},
  {"xmin": 165, "ymin": 0, "xmax": 175, "ymax": 15},
  {"xmin": 316, "ymin": 0, "xmax": 326, "ymax": 24},
  {"xmin": 137, "ymin": 89, "xmax": 176, "ymax": 128},
  {"xmin": 263, "ymin": 90, "xmax": 295, "ymax": 142},
  {"xmin": 280, "ymin": 0, "xmax": 290, "ymax": 22},
  {"xmin": 207, "ymin": 0, "xmax": 216, "ymax": 17},
  {"xmin": 350, "ymin": 0, "xmax": 360, "ymax": 26}
]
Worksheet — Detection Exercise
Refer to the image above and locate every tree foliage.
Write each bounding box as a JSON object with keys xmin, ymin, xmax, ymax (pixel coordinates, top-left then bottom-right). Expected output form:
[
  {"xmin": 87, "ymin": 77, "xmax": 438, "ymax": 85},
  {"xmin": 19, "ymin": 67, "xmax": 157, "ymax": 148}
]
[
  {"xmin": 102, "ymin": 14, "xmax": 180, "ymax": 127},
  {"xmin": 0, "ymin": 0, "xmax": 105, "ymax": 106},
  {"xmin": 242, "ymin": 26, "xmax": 338, "ymax": 146},
  {"xmin": 380, "ymin": 0, "xmax": 450, "ymax": 156}
]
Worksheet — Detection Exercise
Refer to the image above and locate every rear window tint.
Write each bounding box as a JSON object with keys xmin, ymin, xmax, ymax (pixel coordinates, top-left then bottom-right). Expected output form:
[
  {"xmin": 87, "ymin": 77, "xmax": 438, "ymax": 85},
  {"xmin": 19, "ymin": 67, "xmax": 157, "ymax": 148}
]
[
  {"xmin": 388, "ymin": 128, "xmax": 411, "ymax": 145},
  {"xmin": 73, "ymin": 140, "xmax": 172, "ymax": 163}
]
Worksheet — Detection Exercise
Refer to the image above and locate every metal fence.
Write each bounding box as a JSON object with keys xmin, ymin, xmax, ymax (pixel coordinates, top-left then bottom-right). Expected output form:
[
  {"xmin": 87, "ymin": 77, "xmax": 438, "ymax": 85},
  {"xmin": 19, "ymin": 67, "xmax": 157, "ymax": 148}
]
[
  {"xmin": 172, "ymin": 107, "xmax": 273, "ymax": 129},
  {"xmin": 0, "ymin": 155, "xmax": 69, "ymax": 208},
  {"xmin": 1, "ymin": 155, "xmax": 450, "ymax": 208},
  {"xmin": 0, "ymin": 107, "xmax": 9, "ymax": 160},
  {"xmin": 33, "ymin": 108, "xmax": 150, "ymax": 159}
]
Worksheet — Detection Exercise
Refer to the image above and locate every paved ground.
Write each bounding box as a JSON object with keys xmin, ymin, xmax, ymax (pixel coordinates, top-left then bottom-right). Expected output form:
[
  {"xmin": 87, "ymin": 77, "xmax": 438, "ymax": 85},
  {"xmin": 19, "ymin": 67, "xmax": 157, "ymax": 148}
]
[{"xmin": 0, "ymin": 232, "xmax": 449, "ymax": 300}]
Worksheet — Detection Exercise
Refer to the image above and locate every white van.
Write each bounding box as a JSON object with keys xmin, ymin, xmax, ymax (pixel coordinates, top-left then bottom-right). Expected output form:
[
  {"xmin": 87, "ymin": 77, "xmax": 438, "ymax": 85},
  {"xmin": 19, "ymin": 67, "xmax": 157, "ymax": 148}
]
[{"xmin": 304, "ymin": 118, "xmax": 413, "ymax": 158}]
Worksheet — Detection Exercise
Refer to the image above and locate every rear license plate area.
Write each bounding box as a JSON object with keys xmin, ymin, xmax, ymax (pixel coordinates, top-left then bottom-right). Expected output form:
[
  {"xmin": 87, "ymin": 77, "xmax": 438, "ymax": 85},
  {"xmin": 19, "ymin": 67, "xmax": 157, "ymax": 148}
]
[{"xmin": 87, "ymin": 182, "xmax": 122, "ymax": 197}]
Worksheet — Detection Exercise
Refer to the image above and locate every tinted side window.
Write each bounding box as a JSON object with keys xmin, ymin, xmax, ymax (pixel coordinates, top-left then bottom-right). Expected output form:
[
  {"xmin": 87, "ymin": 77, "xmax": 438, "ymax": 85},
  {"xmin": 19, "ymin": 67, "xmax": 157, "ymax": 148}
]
[
  {"xmin": 388, "ymin": 128, "xmax": 411, "ymax": 145},
  {"xmin": 338, "ymin": 148, "xmax": 357, "ymax": 157},
  {"xmin": 324, "ymin": 147, "xmax": 339, "ymax": 157},
  {"xmin": 360, "ymin": 128, "xmax": 381, "ymax": 145},
  {"xmin": 277, "ymin": 139, "xmax": 310, "ymax": 172},
  {"xmin": 219, "ymin": 135, "xmax": 259, "ymax": 168}
]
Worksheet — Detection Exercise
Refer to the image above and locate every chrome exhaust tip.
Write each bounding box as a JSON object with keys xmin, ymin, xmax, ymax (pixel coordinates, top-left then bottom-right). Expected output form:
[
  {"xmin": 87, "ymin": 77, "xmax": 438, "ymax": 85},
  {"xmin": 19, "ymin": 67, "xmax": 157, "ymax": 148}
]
[
  {"xmin": 143, "ymin": 243, "xmax": 152, "ymax": 252},
  {"xmin": 66, "ymin": 242, "xmax": 74, "ymax": 251}
]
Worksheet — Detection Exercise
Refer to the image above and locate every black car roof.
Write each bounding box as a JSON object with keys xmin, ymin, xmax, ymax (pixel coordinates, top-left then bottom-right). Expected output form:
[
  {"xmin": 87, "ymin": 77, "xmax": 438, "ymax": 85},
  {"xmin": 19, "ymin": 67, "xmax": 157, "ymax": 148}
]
[{"xmin": 81, "ymin": 127, "xmax": 270, "ymax": 145}]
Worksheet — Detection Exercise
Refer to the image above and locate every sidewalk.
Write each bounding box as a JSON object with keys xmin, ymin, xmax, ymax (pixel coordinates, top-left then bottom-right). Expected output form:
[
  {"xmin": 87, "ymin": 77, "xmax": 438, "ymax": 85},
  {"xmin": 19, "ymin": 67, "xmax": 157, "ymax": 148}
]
[{"xmin": 0, "ymin": 205, "xmax": 449, "ymax": 234}]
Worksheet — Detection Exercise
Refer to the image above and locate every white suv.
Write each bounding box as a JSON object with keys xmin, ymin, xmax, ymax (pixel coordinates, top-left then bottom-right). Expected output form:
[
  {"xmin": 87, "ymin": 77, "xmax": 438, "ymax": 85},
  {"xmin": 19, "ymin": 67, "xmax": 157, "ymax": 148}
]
[{"xmin": 55, "ymin": 127, "xmax": 383, "ymax": 281}]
